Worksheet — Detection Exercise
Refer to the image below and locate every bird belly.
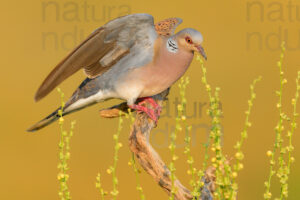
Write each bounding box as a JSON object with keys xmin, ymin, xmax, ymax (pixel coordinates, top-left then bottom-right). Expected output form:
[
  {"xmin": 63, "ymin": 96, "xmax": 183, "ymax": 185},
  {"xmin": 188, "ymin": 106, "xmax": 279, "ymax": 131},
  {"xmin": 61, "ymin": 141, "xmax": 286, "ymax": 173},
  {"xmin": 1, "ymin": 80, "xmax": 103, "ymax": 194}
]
[{"xmin": 114, "ymin": 78, "xmax": 144, "ymax": 104}]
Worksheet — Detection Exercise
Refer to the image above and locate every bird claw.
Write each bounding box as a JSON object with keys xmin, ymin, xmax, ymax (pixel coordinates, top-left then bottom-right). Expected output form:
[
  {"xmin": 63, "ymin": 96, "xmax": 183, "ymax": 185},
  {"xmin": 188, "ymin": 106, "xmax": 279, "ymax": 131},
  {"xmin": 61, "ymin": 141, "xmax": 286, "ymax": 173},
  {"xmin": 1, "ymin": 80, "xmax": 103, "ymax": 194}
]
[
  {"xmin": 129, "ymin": 97, "xmax": 161, "ymax": 124},
  {"xmin": 138, "ymin": 97, "xmax": 162, "ymax": 117}
]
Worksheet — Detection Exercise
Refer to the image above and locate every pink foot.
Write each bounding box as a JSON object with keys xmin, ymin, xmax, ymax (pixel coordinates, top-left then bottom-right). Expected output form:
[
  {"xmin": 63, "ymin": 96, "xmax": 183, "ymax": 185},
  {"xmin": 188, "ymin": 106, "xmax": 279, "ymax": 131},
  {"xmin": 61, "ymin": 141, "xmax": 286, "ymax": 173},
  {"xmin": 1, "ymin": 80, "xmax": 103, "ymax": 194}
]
[
  {"xmin": 138, "ymin": 97, "xmax": 162, "ymax": 116},
  {"xmin": 129, "ymin": 104, "xmax": 158, "ymax": 123}
]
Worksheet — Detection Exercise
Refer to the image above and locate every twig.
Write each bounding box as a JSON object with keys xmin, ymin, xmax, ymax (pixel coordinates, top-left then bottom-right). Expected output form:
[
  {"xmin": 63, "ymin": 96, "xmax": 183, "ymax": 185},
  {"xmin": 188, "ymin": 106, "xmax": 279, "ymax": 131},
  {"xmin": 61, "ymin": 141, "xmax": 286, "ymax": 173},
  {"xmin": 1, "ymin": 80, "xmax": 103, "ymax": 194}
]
[{"xmin": 100, "ymin": 89, "xmax": 215, "ymax": 200}]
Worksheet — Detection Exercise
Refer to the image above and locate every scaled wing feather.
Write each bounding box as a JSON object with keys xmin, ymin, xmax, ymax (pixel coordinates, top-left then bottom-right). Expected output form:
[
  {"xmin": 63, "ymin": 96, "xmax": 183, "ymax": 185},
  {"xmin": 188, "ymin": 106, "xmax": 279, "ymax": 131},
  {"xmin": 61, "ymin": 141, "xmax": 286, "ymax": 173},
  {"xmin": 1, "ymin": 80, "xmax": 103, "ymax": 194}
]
[{"xmin": 155, "ymin": 18, "xmax": 183, "ymax": 36}]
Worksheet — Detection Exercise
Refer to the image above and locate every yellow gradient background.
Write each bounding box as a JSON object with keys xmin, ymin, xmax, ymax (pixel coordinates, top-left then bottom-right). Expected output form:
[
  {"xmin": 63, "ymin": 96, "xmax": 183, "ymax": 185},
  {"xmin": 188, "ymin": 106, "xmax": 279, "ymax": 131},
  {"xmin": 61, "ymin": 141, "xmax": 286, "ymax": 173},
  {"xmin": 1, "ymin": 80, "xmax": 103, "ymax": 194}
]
[{"xmin": 1, "ymin": 0, "xmax": 300, "ymax": 199}]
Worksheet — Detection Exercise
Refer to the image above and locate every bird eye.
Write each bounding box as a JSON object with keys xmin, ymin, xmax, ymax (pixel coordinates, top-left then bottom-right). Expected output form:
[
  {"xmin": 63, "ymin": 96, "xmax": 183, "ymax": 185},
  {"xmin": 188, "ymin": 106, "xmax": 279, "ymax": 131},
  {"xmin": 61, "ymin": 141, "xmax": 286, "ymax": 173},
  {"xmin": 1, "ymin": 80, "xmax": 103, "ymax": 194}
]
[{"xmin": 185, "ymin": 37, "xmax": 193, "ymax": 44}]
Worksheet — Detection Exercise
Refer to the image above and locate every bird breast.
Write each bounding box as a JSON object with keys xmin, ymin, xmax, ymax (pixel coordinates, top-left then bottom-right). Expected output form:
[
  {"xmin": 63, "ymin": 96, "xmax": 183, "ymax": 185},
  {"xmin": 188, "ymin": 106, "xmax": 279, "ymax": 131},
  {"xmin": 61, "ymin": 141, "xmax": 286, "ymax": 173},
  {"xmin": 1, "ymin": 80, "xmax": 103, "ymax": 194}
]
[{"xmin": 130, "ymin": 39, "xmax": 194, "ymax": 98}]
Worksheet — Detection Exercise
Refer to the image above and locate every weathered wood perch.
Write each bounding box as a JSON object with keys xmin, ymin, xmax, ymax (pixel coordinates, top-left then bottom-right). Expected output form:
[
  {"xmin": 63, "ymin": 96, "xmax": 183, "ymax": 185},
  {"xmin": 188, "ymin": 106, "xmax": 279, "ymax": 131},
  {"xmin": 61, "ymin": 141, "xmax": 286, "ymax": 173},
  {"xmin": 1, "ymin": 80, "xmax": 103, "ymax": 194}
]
[{"xmin": 100, "ymin": 89, "xmax": 215, "ymax": 200}]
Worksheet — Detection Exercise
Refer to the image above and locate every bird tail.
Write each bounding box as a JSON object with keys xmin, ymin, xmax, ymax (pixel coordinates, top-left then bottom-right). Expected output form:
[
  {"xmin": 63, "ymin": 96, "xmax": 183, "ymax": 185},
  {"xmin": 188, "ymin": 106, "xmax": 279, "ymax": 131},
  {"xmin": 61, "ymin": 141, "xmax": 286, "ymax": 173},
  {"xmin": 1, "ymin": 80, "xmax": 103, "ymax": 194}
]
[
  {"xmin": 28, "ymin": 78, "xmax": 101, "ymax": 132},
  {"xmin": 27, "ymin": 108, "xmax": 62, "ymax": 132},
  {"xmin": 27, "ymin": 99, "xmax": 97, "ymax": 132}
]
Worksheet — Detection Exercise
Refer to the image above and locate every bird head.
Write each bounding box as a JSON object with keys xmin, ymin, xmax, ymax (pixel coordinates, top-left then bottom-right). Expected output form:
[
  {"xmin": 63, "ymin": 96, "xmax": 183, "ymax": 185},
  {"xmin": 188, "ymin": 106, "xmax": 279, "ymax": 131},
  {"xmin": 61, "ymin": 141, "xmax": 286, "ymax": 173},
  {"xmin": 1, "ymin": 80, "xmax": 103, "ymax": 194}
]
[{"xmin": 175, "ymin": 28, "xmax": 207, "ymax": 60}]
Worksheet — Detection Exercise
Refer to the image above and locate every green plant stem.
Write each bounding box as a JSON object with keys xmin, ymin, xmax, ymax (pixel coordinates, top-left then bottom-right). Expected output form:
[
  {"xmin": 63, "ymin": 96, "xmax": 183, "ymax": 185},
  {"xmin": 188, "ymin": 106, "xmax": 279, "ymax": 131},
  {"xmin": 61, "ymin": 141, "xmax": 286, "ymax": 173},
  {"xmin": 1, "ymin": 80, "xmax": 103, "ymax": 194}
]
[
  {"xmin": 287, "ymin": 71, "xmax": 300, "ymax": 172},
  {"xmin": 109, "ymin": 114, "xmax": 123, "ymax": 199},
  {"xmin": 130, "ymin": 153, "xmax": 145, "ymax": 200},
  {"xmin": 96, "ymin": 173, "xmax": 106, "ymax": 200},
  {"xmin": 197, "ymin": 56, "xmax": 233, "ymax": 199},
  {"xmin": 178, "ymin": 77, "xmax": 200, "ymax": 198},
  {"xmin": 169, "ymin": 77, "xmax": 190, "ymax": 200},
  {"xmin": 264, "ymin": 43, "xmax": 286, "ymax": 200},
  {"xmin": 57, "ymin": 88, "xmax": 74, "ymax": 200},
  {"xmin": 280, "ymin": 71, "xmax": 300, "ymax": 199},
  {"xmin": 230, "ymin": 77, "xmax": 261, "ymax": 199}
]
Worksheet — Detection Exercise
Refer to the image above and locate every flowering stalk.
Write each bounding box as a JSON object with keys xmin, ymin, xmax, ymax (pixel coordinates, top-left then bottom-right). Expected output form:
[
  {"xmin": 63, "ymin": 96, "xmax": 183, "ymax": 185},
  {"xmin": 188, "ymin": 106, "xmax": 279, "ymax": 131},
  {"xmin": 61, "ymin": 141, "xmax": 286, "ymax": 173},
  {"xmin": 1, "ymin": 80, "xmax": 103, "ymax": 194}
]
[
  {"xmin": 127, "ymin": 110, "xmax": 145, "ymax": 200},
  {"xmin": 176, "ymin": 77, "xmax": 200, "ymax": 198},
  {"xmin": 231, "ymin": 76, "xmax": 261, "ymax": 199},
  {"xmin": 107, "ymin": 114, "xmax": 124, "ymax": 200},
  {"xmin": 278, "ymin": 70, "xmax": 300, "ymax": 199},
  {"xmin": 197, "ymin": 56, "xmax": 232, "ymax": 199},
  {"xmin": 129, "ymin": 153, "xmax": 145, "ymax": 200},
  {"xmin": 57, "ymin": 88, "xmax": 75, "ymax": 200},
  {"xmin": 96, "ymin": 173, "xmax": 107, "ymax": 200},
  {"xmin": 281, "ymin": 71, "xmax": 300, "ymax": 198},
  {"xmin": 169, "ymin": 77, "xmax": 190, "ymax": 199},
  {"xmin": 264, "ymin": 43, "xmax": 287, "ymax": 200}
]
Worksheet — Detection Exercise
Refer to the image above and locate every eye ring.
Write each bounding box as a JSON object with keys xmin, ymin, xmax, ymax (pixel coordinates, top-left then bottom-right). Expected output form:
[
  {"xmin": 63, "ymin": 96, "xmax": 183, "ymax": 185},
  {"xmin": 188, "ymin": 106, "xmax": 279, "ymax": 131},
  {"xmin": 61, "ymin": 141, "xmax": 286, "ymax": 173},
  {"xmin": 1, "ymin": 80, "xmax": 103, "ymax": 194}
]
[{"xmin": 185, "ymin": 37, "xmax": 193, "ymax": 44}]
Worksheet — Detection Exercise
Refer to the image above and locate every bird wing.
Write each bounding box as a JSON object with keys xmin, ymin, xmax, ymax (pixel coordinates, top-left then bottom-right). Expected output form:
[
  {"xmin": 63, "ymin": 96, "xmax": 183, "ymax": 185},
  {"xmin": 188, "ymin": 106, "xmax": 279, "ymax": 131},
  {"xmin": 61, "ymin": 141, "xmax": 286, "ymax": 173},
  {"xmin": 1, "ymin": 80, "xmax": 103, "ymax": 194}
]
[
  {"xmin": 155, "ymin": 18, "xmax": 183, "ymax": 36},
  {"xmin": 35, "ymin": 13, "xmax": 156, "ymax": 101}
]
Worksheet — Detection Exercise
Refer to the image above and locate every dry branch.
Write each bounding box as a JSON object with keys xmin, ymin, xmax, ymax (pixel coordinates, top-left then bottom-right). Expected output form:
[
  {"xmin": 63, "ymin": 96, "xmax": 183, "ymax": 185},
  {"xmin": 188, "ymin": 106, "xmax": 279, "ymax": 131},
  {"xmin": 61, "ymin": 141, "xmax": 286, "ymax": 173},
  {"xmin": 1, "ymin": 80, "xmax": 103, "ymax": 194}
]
[{"xmin": 100, "ymin": 89, "xmax": 215, "ymax": 200}]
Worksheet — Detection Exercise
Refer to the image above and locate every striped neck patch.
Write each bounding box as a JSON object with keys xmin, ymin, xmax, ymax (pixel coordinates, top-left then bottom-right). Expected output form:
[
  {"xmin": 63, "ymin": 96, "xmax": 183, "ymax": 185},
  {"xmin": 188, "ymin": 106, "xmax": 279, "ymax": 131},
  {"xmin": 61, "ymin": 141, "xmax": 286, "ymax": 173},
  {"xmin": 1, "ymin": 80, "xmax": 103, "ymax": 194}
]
[{"xmin": 166, "ymin": 38, "xmax": 178, "ymax": 53}]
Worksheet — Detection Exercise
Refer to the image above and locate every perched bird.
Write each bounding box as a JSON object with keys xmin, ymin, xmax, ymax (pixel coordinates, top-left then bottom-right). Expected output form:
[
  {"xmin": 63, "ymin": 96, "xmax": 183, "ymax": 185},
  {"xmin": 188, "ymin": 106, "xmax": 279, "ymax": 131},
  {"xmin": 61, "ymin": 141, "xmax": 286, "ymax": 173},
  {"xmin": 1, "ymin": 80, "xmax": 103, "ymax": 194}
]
[{"xmin": 27, "ymin": 13, "xmax": 207, "ymax": 132}]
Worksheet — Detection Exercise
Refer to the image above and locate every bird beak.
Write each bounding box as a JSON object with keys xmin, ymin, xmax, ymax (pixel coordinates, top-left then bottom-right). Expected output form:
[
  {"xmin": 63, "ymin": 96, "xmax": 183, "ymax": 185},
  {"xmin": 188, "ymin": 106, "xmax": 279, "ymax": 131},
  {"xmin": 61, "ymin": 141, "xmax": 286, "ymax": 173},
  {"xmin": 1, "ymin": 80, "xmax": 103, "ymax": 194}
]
[{"xmin": 196, "ymin": 45, "xmax": 207, "ymax": 60}]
